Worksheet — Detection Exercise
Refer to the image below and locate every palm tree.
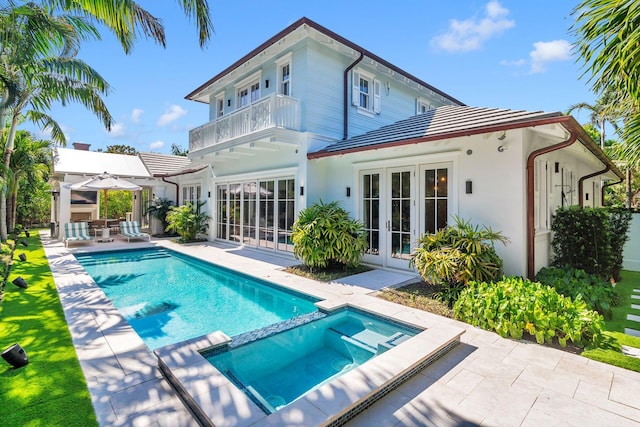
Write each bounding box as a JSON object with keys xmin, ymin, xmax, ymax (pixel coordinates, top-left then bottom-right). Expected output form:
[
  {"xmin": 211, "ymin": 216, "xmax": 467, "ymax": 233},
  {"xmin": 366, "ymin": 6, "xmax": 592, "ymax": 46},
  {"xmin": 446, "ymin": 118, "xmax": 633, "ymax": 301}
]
[
  {"xmin": 572, "ymin": 1, "xmax": 640, "ymax": 166},
  {"xmin": 45, "ymin": 0, "xmax": 214, "ymax": 52},
  {"xmin": 5, "ymin": 130, "xmax": 51, "ymax": 231},
  {"xmin": 566, "ymin": 89, "xmax": 622, "ymax": 149},
  {"xmin": 0, "ymin": 4, "xmax": 112, "ymax": 239}
]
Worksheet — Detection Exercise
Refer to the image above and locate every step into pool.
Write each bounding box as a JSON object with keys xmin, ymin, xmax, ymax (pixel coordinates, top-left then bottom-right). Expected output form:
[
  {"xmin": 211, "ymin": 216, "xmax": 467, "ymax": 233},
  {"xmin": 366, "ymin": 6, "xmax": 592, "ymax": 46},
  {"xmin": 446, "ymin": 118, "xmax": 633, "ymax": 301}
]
[{"xmin": 203, "ymin": 308, "xmax": 421, "ymax": 414}]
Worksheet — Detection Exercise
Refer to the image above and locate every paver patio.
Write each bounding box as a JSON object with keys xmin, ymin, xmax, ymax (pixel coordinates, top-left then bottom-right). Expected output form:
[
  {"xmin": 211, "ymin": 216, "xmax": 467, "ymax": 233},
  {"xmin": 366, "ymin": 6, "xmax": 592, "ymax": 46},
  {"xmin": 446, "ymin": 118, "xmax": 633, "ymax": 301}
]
[{"xmin": 42, "ymin": 232, "xmax": 640, "ymax": 426}]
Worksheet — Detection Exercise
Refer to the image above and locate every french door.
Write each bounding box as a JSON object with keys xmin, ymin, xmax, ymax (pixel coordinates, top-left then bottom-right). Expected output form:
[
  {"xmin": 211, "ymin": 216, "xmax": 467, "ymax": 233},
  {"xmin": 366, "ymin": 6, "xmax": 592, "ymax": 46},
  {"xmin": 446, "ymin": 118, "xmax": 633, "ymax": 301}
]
[{"xmin": 361, "ymin": 164, "xmax": 449, "ymax": 269}]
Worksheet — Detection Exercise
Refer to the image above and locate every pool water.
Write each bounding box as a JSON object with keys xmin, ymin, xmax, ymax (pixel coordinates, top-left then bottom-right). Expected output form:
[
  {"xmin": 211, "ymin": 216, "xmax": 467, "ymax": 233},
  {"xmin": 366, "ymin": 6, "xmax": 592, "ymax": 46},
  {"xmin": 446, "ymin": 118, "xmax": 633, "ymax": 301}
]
[
  {"xmin": 204, "ymin": 309, "xmax": 420, "ymax": 414},
  {"xmin": 75, "ymin": 248, "xmax": 318, "ymax": 349}
]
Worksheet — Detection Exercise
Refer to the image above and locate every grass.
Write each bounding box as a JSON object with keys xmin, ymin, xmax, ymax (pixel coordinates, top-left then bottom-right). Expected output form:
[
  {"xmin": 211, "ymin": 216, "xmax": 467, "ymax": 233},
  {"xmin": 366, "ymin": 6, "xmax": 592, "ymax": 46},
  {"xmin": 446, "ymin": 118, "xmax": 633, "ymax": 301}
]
[
  {"xmin": 581, "ymin": 270, "xmax": 640, "ymax": 372},
  {"xmin": 0, "ymin": 232, "xmax": 97, "ymax": 426}
]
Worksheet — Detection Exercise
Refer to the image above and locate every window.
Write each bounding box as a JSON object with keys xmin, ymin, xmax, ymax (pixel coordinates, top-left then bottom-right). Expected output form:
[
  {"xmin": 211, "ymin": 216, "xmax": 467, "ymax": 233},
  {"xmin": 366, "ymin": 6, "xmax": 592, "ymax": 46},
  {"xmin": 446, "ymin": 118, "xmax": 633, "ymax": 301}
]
[
  {"xmin": 215, "ymin": 92, "xmax": 225, "ymax": 118},
  {"xmin": 276, "ymin": 53, "xmax": 292, "ymax": 96},
  {"xmin": 352, "ymin": 70, "xmax": 380, "ymax": 114},
  {"xmin": 182, "ymin": 184, "xmax": 201, "ymax": 206},
  {"xmin": 416, "ymin": 99, "xmax": 433, "ymax": 115},
  {"xmin": 423, "ymin": 167, "xmax": 448, "ymax": 234},
  {"xmin": 235, "ymin": 71, "xmax": 262, "ymax": 109}
]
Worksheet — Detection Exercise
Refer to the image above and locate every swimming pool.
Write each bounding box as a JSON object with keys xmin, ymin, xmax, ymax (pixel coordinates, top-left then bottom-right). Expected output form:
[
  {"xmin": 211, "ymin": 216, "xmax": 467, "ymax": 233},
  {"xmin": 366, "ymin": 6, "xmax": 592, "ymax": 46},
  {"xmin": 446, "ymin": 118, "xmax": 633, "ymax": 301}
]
[
  {"xmin": 203, "ymin": 308, "xmax": 420, "ymax": 414},
  {"xmin": 75, "ymin": 248, "xmax": 318, "ymax": 349}
]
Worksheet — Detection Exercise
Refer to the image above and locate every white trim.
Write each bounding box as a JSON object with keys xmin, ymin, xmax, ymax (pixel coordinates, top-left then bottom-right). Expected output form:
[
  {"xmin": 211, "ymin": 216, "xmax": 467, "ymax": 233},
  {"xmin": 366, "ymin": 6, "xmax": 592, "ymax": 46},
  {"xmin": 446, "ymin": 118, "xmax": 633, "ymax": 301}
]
[
  {"xmin": 352, "ymin": 150, "xmax": 461, "ymax": 168},
  {"xmin": 215, "ymin": 92, "xmax": 225, "ymax": 118},
  {"xmin": 214, "ymin": 166, "xmax": 298, "ymax": 182},
  {"xmin": 276, "ymin": 53, "xmax": 292, "ymax": 97},
  {"xmin": 233, "ymin": 70, "xmax": 262, "ymax": 89}
]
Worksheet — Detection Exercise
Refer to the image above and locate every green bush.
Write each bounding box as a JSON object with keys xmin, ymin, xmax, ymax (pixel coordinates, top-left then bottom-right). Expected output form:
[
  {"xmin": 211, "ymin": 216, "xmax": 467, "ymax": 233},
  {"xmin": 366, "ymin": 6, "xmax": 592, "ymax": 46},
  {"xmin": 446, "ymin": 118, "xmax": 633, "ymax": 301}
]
[
  {"xmin": 291, "ymin": 200, "xmax": 367, "ymax": 270},
  {"xmin": 410, "ymin": 216, "xmax": 509, "ymax": 286},
  {"xmin": 535, "ymin": 266, "xmax": 619, "ymax": 319},
  {"xmin": 453, "ymin": 277, "xmax": 605, "ymax": 348},
  {"xmin": 166, "ymin": 201, "xmax": 210, "ymax": 242}
]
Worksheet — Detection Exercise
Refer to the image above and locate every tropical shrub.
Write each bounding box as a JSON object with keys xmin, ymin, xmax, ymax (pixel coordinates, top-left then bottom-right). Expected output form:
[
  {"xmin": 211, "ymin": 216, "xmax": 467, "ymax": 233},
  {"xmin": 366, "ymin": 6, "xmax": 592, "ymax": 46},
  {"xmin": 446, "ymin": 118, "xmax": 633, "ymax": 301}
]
[
  {"xmin": 535, "ymin": 266, "xmax": 619, "ymax": 319},
  {"xmin": 145, "ymin": 197, "xmax": 174, "ymax": 234},
  {"xmin": 454, "ymin": 277, "xmax": 605, "ymax": 348},
  {"xmin": 291, "ymin": 200, "xmax": 367, "ymax": 270},
  {"xmin": 410, "ymin": 216, "xmax": 509, "ymax": 286},
  {"xmin": 166, "ymin": 201, "xmax": 210, "ymax": 242}
]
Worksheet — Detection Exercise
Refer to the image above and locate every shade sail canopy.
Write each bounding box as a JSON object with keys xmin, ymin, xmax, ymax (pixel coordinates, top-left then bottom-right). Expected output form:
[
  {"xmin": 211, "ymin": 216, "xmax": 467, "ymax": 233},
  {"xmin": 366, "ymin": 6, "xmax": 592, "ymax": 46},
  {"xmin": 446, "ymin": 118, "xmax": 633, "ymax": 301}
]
[{"xmin": 70, "ymin": 172, "xmax": 142, "ymax": 191}]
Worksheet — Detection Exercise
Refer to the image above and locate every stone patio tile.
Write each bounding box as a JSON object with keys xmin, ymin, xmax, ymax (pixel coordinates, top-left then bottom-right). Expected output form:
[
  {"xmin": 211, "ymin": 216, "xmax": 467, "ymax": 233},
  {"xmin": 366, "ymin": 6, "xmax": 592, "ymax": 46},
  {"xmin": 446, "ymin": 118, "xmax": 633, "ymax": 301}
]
[
  {"xmin": 455, "ymin": 376, "xmax": 541, "ymax": 427},
  {"xmin": 632, "ymin": 294, "xmax": 640, "ymax": 300},
  {"xmin": 260, "ymin": 398, "xmax": 330, "ymax": 427},
  {"xmin": 515, "ymin": 363, "xmax": 579, "ymax": 397},
  {"xmin": 462, "ymin": 355, "xmax": 523, "ymax": 383},
  {"xmin": 574, "ymin": 380, "xmax": 640, "ymax": 422},
  {"xmin": 444, "ymin": 368, "xmax": 484, "ymax": 394},
  {"xmin": 108, "ymin": 376, "xmax": 178, "ymax": 420},
  {"xmin": 522, "ymin": 390, "xmax": 640, "ymax": 427},
  {"xmin": 610, "ymin": 373, "xmax": 640, "ymax": 410},
  {"xmin": 632, "ymin": 304, "xmax": 640, "ymax": 310},
  {"xmin": 624, "ymin": 328, "xmax": 640, "ymax": 337},
  {"xmin": 75, "ymin": 336, "xmax": 126, "ymax": 379},
  {"xmin": 502, "ymin": 341, "xmax": 563, "ymax": 370},
  {"xmin": 554, "ymin": 353, "xmax": 613, "ymax": 388}
]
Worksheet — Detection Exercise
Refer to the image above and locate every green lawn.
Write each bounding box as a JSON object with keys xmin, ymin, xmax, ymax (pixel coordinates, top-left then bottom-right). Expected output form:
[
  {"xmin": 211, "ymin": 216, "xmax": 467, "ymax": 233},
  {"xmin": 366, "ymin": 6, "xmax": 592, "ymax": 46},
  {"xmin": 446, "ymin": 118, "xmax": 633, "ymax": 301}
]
[
  {"xmin": 582, "ymin": 270, "xmax": 640, "ymax": 372},
  {"xmin": 0, "ymin": 232, "xmax": 97, "ymax": 426}
]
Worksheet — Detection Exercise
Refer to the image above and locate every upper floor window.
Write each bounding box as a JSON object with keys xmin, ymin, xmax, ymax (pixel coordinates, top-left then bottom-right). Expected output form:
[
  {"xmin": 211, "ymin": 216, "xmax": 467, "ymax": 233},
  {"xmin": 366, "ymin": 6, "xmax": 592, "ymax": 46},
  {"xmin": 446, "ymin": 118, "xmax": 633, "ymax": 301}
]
[
  {"xmin": 352, "ymin": 70, "xmax": 380, "ymax": 115},
  {"xmin": 416, "ymin": 98, "xmax": 433, "ymax": 115},
  {"xmin": 276, "ymin": 53, "xmax": 293, "ymax": 96},
  {"xmin": 235, "ymin": 70, "xmax": 262, "ymax": 109},
  {"xmin": 215, "ymin": 92, "xmax": 225, "ymax": 118}
]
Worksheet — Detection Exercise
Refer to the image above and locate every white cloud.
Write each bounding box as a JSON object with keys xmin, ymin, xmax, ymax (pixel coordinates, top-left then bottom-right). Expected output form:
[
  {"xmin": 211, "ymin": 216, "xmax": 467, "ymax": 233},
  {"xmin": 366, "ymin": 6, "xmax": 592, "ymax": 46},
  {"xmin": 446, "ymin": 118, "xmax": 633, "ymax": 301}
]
[
  {"xmin": 131, "ymin": 108, "xmax": 144, "ymax": 123},
  {"xmin": 431, "ymin": 1, "xmax": 515, "ymax": 52},
  {"xmin": 529, "ymin": 39, "xmax": 572, "ymax": 73},
  {"xmin": 500, "ymin": 59, "xmax": 526, "ymax": 67},
  {"xmin": 157, "ymin": 105, "xmax": 187, "ymax": 127},
  {"xmin": 149, "ymin": 140, "xmax": 165, "ymax": 150},
  {"xmin": 106, "ymin": 122, "xmax": 126, "ymax": 138}
]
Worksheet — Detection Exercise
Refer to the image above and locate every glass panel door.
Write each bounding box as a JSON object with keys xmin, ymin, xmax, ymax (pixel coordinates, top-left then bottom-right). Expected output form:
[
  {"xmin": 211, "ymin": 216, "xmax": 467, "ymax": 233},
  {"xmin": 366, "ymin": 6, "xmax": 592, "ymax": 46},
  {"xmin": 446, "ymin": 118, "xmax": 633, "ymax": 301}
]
[
  {"xmin": 388, "ymin": 168, "xmax": 413, "ymax": 267},
  {"xmin": 362, "ymin": 172, "xmax": 381, "ymax": 259},
  {"xmin": 277, "ymin": 179, "xmax": 295, "ymax": 252},
  {"xmin": 243, "ymin": 182, "xmax": 257, "ymax": 245},
  {"xmin": 216, "ymin": 185, "xmax": 228, "ymax": 240},
  {"xmin": 259, "ymin": 180, "xmax": 275, "ymax": 249}
]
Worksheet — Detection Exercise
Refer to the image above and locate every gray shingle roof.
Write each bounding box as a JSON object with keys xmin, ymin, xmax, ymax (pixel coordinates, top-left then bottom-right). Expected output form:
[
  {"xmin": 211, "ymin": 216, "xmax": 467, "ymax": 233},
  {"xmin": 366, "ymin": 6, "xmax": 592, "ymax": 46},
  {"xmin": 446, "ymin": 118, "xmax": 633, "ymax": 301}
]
[{"xmin": 312, "ymin": 105, "xmax": 562, "ymax": 156}]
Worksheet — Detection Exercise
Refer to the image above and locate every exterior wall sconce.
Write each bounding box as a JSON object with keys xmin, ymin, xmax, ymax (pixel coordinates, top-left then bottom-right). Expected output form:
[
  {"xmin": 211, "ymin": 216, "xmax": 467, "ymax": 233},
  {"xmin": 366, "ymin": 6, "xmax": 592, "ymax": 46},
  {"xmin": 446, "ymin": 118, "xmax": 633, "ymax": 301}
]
[
  {"xmin": 346, "ymin": 187, "xmax": 351, "ymax": 197},
  {"xmin": 299, "ymin": 186, "xmax": 304, "ymax": 196},
  {"xmin": 208, "ymin": 191, "xmax": 211, "ymax": 198},
  {"xmin": 227, "ymin": 99, "xmax": 231, "ymax": 107},
  {"xmin": 554, "ymin": 162, "xmax": 560, "ymax": 173},
  {"xmin": 466, "ymin": 180, "xmax": 473, "ymax": 194},
  {"xmin": 265, "ymin": 79, "xmax": 269, "ymax": 88}
]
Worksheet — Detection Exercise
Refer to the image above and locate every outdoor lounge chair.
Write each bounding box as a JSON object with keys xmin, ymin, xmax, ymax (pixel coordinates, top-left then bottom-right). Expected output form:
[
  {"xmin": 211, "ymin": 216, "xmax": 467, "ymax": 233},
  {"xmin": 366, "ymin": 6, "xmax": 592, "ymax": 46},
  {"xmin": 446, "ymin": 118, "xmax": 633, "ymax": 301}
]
[
  {"xmin": 63, "ymin": 222, "xmax": 94, "ymax": 247},
  {"xmin": 119, "ymin": 221, "xmax": 150, "ymax": 242}
]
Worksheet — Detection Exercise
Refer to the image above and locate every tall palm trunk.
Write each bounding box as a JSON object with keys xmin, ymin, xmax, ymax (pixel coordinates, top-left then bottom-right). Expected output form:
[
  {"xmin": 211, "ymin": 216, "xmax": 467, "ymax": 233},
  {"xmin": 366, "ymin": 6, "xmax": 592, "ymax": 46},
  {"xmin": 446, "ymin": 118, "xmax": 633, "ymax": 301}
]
[
  {"xmin": 0, "ymin": 114, "xmax": 19, "ymax": 240},
  {"xmin": 7, "ymin": 191, "xmax": 16, "ymax": 232}
]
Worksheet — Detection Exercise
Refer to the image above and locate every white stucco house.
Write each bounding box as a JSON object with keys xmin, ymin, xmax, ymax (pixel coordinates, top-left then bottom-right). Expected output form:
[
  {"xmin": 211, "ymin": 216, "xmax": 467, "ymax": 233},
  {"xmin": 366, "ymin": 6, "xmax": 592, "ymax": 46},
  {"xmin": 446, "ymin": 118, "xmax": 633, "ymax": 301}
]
[{"xmin": 55, "ymin": 17, "xmax": 623, "ymax": 279}]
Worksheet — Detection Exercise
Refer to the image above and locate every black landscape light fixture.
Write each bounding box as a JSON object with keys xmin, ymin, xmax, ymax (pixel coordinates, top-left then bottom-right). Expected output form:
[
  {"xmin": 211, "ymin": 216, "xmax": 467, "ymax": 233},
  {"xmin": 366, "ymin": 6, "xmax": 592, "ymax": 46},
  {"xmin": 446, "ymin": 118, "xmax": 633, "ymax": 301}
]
[
  {"xmin": 20, "ymin": 240, "xmax": 27, "ymax": 247},
  {"xmin": 18, "ymin": 253, "xmax": 26, "ymax": 262},
  {"xmin": 1, "ymin": 343, "xmax": 29, "ymax": 368},
  {"xmin": 24, "ymin": 228, "xmax": 29, "ymax": 238},
  {"xmin": 12, "ymin": 277, "xmax": 28, "ymax": 289}
]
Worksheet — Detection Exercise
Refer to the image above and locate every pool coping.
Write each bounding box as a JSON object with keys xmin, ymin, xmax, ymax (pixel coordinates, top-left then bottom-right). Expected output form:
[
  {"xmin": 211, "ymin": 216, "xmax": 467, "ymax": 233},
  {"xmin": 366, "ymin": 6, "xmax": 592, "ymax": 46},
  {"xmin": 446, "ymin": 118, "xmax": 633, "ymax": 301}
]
[
  {"xmin": 153, "ymin": 301, "xmax": 464, "ymax": 427},
  {"xmin": 43, "ymin": 235, "xmax": 465, "ymax": 426}
]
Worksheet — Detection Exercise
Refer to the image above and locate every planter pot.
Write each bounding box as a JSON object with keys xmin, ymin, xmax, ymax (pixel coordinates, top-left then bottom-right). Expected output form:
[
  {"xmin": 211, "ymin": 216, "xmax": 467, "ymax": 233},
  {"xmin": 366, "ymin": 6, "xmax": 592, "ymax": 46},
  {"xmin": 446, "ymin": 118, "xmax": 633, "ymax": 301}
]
[
  {"xmin": 18, "ymin": 253, "xmax": 26, "ymax": 262},
  {"xmin": 1, "ymin": 343, "xmax": 28, "ymax": 368},
  {"xmin": 12, "ymin": 277, "xmax": 28, "ymax": 289}
]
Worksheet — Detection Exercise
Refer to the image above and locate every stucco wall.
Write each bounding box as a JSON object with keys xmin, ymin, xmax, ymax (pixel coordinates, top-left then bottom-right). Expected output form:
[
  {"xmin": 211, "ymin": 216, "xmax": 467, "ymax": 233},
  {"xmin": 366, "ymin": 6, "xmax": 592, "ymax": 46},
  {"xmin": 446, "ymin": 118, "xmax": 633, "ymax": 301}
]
[{"xmin": 623, "ymin": 213, "xmax": 640, "ymax": 271}]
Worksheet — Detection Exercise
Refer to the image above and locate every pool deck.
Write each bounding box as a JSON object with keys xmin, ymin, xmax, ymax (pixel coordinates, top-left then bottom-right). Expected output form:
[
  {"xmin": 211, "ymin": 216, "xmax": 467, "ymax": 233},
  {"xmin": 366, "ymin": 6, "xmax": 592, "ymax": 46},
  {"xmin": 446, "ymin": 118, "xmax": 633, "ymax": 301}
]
[{"xmin": 43, "ymin": 233, "xmax": 640, "ymax": 426}]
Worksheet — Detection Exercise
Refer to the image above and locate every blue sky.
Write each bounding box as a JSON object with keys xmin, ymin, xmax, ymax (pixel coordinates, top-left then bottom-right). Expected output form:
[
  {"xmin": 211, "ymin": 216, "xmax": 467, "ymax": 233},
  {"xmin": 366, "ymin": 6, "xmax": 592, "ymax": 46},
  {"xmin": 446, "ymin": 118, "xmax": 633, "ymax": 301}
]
[{"xmin": 25, "ymin": 1, "xmax": 597, "ymax": 154}]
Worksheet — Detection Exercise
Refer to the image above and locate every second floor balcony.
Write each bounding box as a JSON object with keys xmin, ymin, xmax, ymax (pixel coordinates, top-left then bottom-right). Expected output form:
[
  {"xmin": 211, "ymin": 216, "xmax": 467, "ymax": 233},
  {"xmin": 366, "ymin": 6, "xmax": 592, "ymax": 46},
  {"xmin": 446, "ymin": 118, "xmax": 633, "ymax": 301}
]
[{"xmin": 189, "ymin": 94, "xmax": 301, "ymax": 152}]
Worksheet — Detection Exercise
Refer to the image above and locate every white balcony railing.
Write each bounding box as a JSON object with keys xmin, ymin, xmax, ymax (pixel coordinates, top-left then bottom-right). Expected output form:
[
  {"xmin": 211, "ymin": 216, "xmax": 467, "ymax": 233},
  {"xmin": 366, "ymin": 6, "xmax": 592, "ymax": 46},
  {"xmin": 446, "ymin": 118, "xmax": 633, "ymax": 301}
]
[{"xmin": 189, "ymin": 94, "xmax": 300, "ymax": 151}]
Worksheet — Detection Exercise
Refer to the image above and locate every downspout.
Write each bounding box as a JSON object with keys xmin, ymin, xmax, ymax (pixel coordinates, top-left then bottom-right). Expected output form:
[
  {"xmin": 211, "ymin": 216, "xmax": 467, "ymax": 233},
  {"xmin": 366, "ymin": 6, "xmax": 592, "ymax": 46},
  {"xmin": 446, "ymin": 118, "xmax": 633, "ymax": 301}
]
[
  {"xmin": 343, "ymin": 51, "xmax": 364, "ymax": 140},
  {"xmin": 578, "ymin": 165, "xmax": 610, "ymax": 207},
  {"xmin": 526, "ymin": 130, "xmax": 578, "ymax": 279},
  {"xmin": 162, "ymin": 177, "xmax": 180, "ymax": 204}
]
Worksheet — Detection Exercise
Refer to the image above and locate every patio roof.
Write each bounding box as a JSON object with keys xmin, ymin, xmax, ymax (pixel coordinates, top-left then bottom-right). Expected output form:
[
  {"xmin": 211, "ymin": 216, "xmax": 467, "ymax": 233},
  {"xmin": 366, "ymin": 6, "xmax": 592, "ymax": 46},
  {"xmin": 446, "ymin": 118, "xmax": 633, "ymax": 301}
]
[{"xmin": 53, "ymin": 147, "xmax": 151, "ymax": 178}]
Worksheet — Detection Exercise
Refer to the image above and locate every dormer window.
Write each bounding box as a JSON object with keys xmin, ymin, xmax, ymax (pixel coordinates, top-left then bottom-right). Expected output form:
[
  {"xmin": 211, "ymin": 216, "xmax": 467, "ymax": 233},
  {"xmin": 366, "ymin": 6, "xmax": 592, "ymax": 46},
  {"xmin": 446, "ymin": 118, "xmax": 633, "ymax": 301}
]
[
  {"xmin": 276, "ymin": 52, "xmax": 293, "ymax": 96},
  {"xmin": 352, "ymin": 69, "xmax": 380, "ymax": 115},
  {"xmin": 416, "ymin": 98, "xmax": 433, "ymax": 115}
]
